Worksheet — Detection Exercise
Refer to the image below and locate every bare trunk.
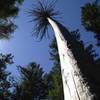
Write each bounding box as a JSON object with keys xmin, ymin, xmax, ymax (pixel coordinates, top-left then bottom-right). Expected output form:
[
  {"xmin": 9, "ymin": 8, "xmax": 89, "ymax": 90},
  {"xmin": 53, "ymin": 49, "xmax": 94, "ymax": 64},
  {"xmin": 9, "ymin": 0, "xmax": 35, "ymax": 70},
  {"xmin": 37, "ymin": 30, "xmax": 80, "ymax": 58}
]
[{"xmin": 48, "ymin": 18, "xmax": 93, "ymax": 100}]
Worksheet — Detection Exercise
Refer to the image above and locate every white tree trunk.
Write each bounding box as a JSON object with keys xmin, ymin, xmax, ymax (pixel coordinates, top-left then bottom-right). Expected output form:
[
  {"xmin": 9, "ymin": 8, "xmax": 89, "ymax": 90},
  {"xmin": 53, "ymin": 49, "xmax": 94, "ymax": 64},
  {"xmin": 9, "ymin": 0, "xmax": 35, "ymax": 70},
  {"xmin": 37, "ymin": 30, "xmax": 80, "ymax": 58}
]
[{"xmin": 48, "ymin": 18, "xmax": 93, "ymax": 100}]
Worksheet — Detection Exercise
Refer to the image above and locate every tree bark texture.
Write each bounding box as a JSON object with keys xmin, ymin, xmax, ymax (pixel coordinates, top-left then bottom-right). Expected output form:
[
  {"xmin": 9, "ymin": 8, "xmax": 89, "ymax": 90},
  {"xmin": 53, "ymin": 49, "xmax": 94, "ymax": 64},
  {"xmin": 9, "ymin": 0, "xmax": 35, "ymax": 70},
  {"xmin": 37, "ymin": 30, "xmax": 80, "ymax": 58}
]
[{"xmin": 48, "ymin": 18, "xmax": 93, "ymax": 100}]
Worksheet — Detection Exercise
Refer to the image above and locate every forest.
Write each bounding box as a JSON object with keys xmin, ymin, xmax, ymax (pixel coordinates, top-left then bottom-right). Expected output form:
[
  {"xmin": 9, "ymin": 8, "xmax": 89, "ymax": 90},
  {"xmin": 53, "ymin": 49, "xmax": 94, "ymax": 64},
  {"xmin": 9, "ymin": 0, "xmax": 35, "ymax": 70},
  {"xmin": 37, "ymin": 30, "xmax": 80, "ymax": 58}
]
[{"xmin": 0, "ymin": 0, "xmax": 100, "ymax": 100}]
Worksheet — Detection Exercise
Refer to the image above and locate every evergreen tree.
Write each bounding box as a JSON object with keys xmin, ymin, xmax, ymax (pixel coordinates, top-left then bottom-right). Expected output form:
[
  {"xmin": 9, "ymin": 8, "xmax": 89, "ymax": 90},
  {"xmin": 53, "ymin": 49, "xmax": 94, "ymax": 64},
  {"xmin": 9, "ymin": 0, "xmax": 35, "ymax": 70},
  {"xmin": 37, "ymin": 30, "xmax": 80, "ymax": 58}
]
[
  {"xmin": 81, "ymin": 0, "xmax": 100, "ymax": 46},
  {"xmin": 0, "ymin": 53, "xmax": 13, "ymax": 100},
  {"xmin": 0, "ymin": 0, "xmax": 23, "ymax": 19},
  {"xmin": 69, "ymin": 30, "xmax": 100, "ymax": 99},
  {"xmin": 12, "ymin": 62, "xmax": 47, "ymax": 100},
  {"xmin": 0, "ymin": 0, "xmax": 24, "ymax": 39},
  {"xmin": 47, "ymin": 37, "xmax": 64, "ymax": 100},
  {"xmin": 29, "ymin": 1, "xmax": 93, "ymax": 99}
]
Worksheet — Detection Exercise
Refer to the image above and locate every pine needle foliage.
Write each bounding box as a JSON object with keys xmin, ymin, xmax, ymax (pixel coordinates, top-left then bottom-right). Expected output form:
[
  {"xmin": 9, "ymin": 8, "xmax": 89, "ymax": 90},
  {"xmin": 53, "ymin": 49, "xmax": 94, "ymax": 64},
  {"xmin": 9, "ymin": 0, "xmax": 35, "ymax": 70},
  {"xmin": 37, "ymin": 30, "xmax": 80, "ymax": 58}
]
[{"xmin": 28, "ymin": 0, "xmax": 59, "ymax": 40}]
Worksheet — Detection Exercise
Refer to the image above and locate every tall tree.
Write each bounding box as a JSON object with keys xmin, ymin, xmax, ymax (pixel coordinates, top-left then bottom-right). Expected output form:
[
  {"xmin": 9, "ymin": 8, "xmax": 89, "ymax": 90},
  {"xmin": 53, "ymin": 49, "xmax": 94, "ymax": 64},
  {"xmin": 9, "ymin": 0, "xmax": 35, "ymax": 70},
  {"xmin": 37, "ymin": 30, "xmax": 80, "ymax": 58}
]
[
  {"xmin": 48, "ymin": 30, "xmax": 100, "ymax": 100},
  {"xmin": 29, "ymin": 0, "xmax": 93, "ymax": 99},
  {"xmin": 81, "ymin": 0, "xmax": 100, "ymax": 46},
  {"xmin": 12, "ymin": 62, "xmax": 47, "ymax": 100},
  {"xmin": 0, "ymin": 53, "xmax": 13, "ymax": 100}
]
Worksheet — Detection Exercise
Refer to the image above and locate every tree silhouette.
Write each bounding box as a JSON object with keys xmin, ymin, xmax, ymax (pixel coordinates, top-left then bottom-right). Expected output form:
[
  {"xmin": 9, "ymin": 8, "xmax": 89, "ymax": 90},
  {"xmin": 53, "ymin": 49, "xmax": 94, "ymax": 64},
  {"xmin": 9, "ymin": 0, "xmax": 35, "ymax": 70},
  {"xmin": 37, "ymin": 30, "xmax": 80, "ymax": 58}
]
[
  {"xmin": 0, "ymin": 53, "xmax": 13, "ymax": 100},
  {"xmin": 69, "ymin": 30, "xmax": 100, "ymax": 100},
  {"xmin": 29, "ymin": 0, "xmax": 93, "ymax": 99},
  {"xmin": 0, "ymin": 0, "xmax": 24, "ymax": 39},
  {"xmin": 12, "ymin": 62, "xmax": 47, "ymax": 100},
  {"xmin": 81, "ymin": 0, "xmax": 100, "ymax": 46}
]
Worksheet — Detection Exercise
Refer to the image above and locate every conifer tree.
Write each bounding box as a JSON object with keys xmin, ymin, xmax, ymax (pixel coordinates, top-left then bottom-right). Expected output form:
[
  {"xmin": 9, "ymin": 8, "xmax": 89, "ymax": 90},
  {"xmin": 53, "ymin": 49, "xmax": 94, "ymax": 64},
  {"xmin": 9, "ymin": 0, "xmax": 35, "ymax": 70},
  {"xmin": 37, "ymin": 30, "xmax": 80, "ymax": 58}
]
[
  {"xmin": 0, "ymin": 53, "xmax": 13, "ymax": 100},
  {"xmin": 29, "ymin": 1, "xmax": 92, "ymax": 99},
  {"xmin": 0, "ymin": 0, "xmax": 24, "ymax": 39},
  {"xmin": 81, "ymin": 0, "xmax": 100, "ymax": 46},
  {"xmin": 12, "ymin": 62, "xmax": 47, "ymax": 100}
]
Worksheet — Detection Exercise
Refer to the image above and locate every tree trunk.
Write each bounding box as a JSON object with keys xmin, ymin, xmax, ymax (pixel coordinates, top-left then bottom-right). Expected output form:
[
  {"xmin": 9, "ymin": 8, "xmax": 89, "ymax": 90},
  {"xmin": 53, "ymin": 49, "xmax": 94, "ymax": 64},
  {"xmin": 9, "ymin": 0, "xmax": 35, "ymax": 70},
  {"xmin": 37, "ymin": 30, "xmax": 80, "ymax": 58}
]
[{"xmin": 48, "ymin": 18, "xmax": 93, "ymax": 100}]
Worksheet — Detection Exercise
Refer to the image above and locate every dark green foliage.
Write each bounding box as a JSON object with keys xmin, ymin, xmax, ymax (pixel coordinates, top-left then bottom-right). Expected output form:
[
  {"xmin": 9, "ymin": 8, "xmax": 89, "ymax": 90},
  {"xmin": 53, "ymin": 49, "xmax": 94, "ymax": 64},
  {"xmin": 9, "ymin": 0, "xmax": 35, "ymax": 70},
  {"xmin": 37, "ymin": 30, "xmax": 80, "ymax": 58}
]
[
  {"xmin": 29, "ymin": 0, "xmax": 59, "ymax": 40},
  {"xmin": 80, "ymin": 1, "xmax": 100, "ymax": 96},
  {"xmin": 12, "ymin": 62, "xmax": 48, "ymax": 100},
  {"xmin": 45, "ymin": 37, "xmax": 64, "ymax": 100},
  {"xmin": 47, "ymin": 67, "xmax": 64, "ymax": 100},
  {"xmin": 0, "ymin": 20, "xmax": 16, "ymax": 39},
  {"xmin": 0, "ymin": 0, "xmax": 23, "ymax": 19},
  {"xmin": 0, "ymin": 0, "xmax": 24, "ymax": 39},
  {"xmin": 49, "ymin": 38, "xmax": 60, "ymax": 63},
  {"xmin": 0, "ymin": 1, "xmax": 23, "ymax": 99},
  {"xmin": 0, "ymin": 53, "xmax": 13, "ymax": 100},
  {"xmin": 81, "ymin": 0, "xmax": 100, "ymax": 46},
  {"xmin": 68, "ymin": 29, "xmax": 100, "ymax": 100}
]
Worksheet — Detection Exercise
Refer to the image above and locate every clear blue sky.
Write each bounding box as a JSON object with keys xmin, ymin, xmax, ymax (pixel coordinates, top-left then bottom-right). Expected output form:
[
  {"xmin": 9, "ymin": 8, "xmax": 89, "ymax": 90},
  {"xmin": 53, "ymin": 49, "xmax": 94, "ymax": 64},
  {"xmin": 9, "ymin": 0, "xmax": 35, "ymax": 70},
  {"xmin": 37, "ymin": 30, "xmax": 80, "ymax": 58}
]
[{"xmin": 0, "ymin": 0, "xmax": 99, "ymax": 77}]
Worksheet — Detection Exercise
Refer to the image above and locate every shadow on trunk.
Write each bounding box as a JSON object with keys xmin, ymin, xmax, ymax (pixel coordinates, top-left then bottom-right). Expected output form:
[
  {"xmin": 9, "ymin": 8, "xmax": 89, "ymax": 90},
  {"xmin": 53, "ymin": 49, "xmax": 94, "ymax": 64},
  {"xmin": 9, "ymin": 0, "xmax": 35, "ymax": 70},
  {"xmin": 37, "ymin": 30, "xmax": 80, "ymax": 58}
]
[{"xmin": 55, "ymin": 20, "xmax": 100, "ymax": 100}]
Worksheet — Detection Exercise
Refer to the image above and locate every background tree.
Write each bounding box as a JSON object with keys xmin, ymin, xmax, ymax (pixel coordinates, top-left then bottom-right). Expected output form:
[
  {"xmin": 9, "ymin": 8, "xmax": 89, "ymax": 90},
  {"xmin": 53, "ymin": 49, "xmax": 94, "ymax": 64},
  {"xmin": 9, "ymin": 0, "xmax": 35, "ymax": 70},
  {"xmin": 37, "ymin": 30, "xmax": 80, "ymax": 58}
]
[
  {"xmin": 0, "ymin": 0, "xmax": 24, "ymax": 99},
  {"xmin": 69, "ymin": 30, "xmax": 100, "ymax": 99},
  {"xmin": 0, "ymin": 53, "xmax": 13, "ymax": 100},
  {"xmin": 0, "ymin": 0, "xmax": 24, "ymax": 39},
  {"xmin": 81, "ymin": 0, "xmax": 100, "ymax": 46},
  {"xmin": 29, "ymin": 0, "xmax": 93, "ymax": 99},
  {"xmin": 12, "ymin": 62, "xmax": 48, "ymax": 100},
  {"xmin": 45, "ymin": 37, "xmax": 64, "ymax": 100}
]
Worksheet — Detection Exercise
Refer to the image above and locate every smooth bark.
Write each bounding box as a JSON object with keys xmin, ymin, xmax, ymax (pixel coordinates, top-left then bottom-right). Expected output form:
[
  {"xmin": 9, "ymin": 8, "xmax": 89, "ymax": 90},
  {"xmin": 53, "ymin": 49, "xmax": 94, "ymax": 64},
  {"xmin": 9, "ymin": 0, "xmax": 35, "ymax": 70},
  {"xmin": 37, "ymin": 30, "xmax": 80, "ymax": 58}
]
[{"xmin": 48, "ymin": 18, "xmax": 92, "ymax": 100}]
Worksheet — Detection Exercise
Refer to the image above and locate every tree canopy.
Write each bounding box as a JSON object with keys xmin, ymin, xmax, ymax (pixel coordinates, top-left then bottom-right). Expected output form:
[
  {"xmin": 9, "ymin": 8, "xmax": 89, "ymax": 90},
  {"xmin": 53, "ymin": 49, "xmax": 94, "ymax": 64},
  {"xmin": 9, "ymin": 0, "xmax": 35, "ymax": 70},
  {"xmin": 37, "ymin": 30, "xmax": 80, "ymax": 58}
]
[
  {"xmin": 0, "ymin": 53, "xmax": 13, "ymax": 100},
  {"xmin": 81, "ymin": 0, "xmax": 100, "ymax": 46},
  {"xmin": 12, "ymin": 62, "xmax": 48, "ymax": 100},
  {"xmin": 0, "ymin": 0, "xmax": 24, "ymax": 39}
]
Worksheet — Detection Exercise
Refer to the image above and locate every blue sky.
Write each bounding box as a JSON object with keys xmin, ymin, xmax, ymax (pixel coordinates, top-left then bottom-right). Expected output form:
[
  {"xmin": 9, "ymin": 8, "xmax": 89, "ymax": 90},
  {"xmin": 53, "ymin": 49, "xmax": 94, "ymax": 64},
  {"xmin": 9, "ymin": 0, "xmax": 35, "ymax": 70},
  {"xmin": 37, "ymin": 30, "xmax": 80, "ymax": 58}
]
[{"xmin": 0, "ymin": 0, "xmax": 99, "ymax": 77}]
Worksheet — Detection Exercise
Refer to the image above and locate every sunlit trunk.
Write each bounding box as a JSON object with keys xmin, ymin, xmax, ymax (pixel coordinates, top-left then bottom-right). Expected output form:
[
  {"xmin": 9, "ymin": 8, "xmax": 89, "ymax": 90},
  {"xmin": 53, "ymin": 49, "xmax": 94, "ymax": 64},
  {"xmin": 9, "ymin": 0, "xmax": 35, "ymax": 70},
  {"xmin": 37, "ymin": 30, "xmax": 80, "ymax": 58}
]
[{"xmin": 48, "ymin": 18, "xmax": 93, "ymax": 100}]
